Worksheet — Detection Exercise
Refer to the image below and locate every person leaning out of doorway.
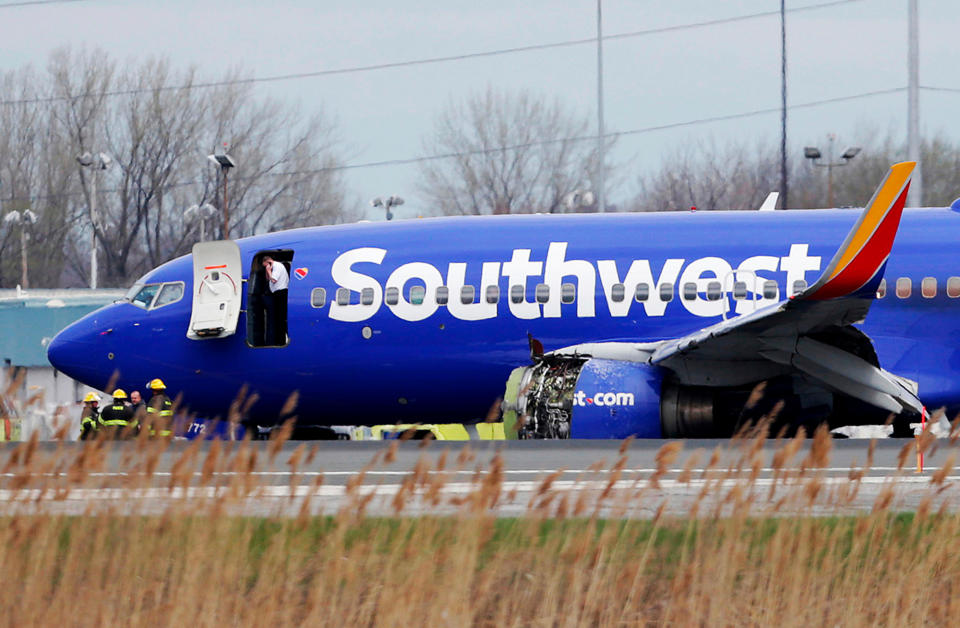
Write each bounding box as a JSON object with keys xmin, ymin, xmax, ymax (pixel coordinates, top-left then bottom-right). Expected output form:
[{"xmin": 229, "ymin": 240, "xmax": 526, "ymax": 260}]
[{"xmin": 262, "ymin": 255, "xmax": 289, "ymax": 345}]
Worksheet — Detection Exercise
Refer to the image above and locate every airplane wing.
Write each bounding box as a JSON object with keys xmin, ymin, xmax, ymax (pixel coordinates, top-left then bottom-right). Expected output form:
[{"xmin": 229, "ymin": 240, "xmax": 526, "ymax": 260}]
[{"xmin": 646, "ymin": 162, "xmax": 919, "ymax": 414}]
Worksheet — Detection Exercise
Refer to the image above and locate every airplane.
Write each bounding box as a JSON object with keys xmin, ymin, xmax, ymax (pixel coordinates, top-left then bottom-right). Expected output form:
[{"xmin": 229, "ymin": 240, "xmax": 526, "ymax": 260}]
[{"xmin": 47, "ymin": 161, "xmax": 952, "ymax": 438}]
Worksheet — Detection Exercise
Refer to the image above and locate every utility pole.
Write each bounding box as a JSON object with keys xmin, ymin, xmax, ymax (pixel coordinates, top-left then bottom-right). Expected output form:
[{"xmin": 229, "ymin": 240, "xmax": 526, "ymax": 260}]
[
  {"xmin": 907, "ymin": 0, "xmax": 922, "ymax": 206},
  {"xmin": 596, "ymin": 0, "xmax": 606, "ymax": 213},
  {"xmin": 780, "ymin": 0, "xmax": 788, "ymax": 210}
]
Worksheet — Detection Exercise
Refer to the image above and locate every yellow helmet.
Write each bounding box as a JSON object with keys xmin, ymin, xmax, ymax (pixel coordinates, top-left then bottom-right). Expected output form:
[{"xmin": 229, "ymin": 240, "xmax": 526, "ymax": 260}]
[
  {"xmin": 83, "ymin": 392, "xmax": 101, "ymax": 403},
  {"xmin": 148, "ymin": 378, "xmax": 166, "ymax": 391},
  {"xmin": 112, "ymin": 389, "xmax": 128, "ymax": 400}
]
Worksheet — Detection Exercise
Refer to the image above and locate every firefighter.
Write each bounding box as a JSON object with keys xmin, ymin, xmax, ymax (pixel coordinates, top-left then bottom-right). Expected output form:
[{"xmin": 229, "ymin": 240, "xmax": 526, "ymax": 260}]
[
  {"xmin": 99, "ymin": 389, "xmax": 135, "ymax": 439},
  {"xmin": 79, "ymin": 392, "xmax": 101, "ymax": 440},
  {"xmin": 145, "ymin": 378, "xmax": 174, "ymax": 437}
]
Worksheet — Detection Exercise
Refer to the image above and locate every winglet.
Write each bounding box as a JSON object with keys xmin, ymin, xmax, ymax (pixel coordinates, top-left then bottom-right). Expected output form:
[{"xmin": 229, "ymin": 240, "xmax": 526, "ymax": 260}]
[
  {"xmin": 801, "ymin": 162, "xmax": 915, "ymax": 301},
  {"xmin": 758, "ymin": 192, "xmax": 779, "ymax": 211}
]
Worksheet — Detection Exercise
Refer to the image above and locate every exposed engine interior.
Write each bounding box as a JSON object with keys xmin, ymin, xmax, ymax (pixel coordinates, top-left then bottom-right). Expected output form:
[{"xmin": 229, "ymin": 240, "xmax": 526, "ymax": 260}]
[{"xmin": 508, "ymin": 356, "xmax": 587, "ymax": 439}]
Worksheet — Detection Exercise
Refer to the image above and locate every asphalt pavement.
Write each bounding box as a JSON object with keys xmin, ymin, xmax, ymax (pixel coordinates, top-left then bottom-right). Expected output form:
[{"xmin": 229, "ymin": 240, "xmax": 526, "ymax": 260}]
[{"xmin": 1, "ymin": 437, "xmax": 956, "ymax": 518}]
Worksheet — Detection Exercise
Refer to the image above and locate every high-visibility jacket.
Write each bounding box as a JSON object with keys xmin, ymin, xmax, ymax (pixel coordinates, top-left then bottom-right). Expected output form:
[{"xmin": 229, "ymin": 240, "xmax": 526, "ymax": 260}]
[
  {"xmin": 80, "ymin": 407, "xmax": 100, "ymax": 440},
  {"xmin": 145, "ymin": 394, "xmax": 174, "ymax": 436},
  {"xmin": 99, "ymin": 403, "xmax": 135, "ymax": 438}
]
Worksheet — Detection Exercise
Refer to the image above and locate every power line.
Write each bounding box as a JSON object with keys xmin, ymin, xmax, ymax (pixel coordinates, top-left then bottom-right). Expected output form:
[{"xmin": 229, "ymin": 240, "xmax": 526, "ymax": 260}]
[
  {"xmin": 3, "ymin": 86, "xmax": 905, "ymax": 205},
  {"xmin": 920, "ymin": 85, "xmax": 960, "ymax": 93},
  {"xmin": 0, "ymin": 0, "xmax": 863, "ymax": 107},
  {"xmin": 0, "ymin": 0, "xmax": 89, "ymax": 8}
]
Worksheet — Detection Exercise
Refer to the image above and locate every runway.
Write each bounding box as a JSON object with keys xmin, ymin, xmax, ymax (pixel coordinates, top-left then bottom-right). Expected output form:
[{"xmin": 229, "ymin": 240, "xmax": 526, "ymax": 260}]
[{"xmin": 1, "ymin": 437, "xmax": 958, "ymax": 518}]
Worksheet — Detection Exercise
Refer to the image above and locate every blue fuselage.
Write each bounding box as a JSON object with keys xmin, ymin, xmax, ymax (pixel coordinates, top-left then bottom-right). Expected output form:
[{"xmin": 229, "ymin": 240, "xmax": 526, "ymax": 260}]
[{"xmin": 47, "ymin": 208, "xmax": 960, "ymax": 424}]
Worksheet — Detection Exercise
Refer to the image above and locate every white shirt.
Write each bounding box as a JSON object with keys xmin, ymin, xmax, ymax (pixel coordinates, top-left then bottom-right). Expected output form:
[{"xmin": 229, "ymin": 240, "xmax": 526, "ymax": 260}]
[{"xmin": 268, "ymin": 261, "xmax": 289, "ymax": 292}]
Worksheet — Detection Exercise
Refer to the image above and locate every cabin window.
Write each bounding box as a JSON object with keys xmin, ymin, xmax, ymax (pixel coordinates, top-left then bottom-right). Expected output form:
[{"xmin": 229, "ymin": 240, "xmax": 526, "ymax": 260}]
[
  {"xmin": 682, "ymin": 282, "xmax": 697, "ymax": 301},
  {"xmin": 611, "ymin": 283, "xmax": 625, "ymax": 303},
  {"xmin": 153, "ymin": 282, "xmax": 185, "ymax": 309},
  {"xmin": 510, "ymin": 285, "xmax": 525, "ymax": 304},
  {"xmin": 310, "ymin": 288, "xmax": 326, "ymax": 308},
  {"xmin": 436, "ymin": 286, "xmax": 449, "ymax": 305},
  {"xmin": 733, "ymin": 281, "xmax": 748, "ymax": 300},
  {"xmin": 536, "ymin": 283, "xmax": 550, "ymax": 304},
  {"xmin": 361, "ymin": 287, "xmax": 375, "ymax": 306},
  {"xmin": 762, "ymin": 280, "xmax": 778, "ymax": 300},
  {"xmin": 877, "ymin": 279, "xmax": 886, "ymax": 299},
  {"xmin": 561, "ymin": 283, "xmax": 576, "ymax": 304},
  {"xmin": 921, "ymin": 277, "xmax": 937, "ymax": 298},
  {"xmin": 792, "ymin": 279, "xmax": 807, "ymax": 296},
  {"xmin": 408, "ymin": 285, "xmax": 425, "ymax": 305},
  {"xmin": 485, "ymin": 285, "xmax": 499, "ymax": 304},
  {"xmin": 706, "ymin": 281, "xmax": 722, "ymax": 301},
  {"xmin": 896, "ymin": 277, "xmax": 912, "ymax": 299},
  {"xmin": 460, "ymin": 286, "xmax": 476, "ymax": 305},
  {"xmin": 385, "ymin": 287, "xmax": 399, "ymax": 306},
  {"xmin": 948, "ymin": 277, "xmax": 960, "ymax": 298},
  {"xmin": 336, "ymin": 288, "xmax": 350, "ymax": 306},
  {"xmin": 660, "ymin": 283, "xmax": 674, "ymax": 302},
  {"xmin": 635, "ymin": 283, "xmax": 649, "ymax": 302}
]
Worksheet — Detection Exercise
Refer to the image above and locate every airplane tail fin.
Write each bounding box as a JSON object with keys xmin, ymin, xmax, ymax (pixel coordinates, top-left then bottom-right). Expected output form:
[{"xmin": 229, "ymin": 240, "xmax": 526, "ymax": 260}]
[{"xmin": 801, "ymin": 162, "xmax": 915, "ymax": 301}]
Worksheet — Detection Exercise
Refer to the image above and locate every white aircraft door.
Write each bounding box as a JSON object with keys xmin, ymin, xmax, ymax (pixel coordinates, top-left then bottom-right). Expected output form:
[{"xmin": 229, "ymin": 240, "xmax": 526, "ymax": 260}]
[{"xmin": 187, "ymin": 240, "xmax": 243, "ymax": 340}]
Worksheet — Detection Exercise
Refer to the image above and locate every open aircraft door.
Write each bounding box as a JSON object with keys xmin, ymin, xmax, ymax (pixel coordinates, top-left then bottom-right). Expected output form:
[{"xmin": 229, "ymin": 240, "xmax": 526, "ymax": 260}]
[{"xmin": 187, "ymin": 240, "xmax": 243, "ymax": 340}]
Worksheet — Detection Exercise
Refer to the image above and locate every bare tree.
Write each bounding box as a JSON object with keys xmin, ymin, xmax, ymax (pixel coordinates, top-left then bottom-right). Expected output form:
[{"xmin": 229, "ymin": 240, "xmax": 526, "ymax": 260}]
[
  {"xmin": 418, "ymin": 89, "xmax": 609, "ymax": 215},
  {"xmin": 0, "ymin": 65, "xmax": 79, "ymax": 288},
  {"xmin": 633, "ymin": 139, "xmax": 783, "ymax": 212},
  {"xmin": 633, "ymin": 129, "xmax": 960, "ymax": 213},
  {"xmin": 40, "ymin": 47, "xmax": 349, "ymax": 288}
]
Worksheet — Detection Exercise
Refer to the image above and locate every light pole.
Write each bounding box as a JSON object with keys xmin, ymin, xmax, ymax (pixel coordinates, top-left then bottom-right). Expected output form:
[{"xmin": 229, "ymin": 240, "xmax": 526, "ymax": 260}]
[
  {"xmin": 185, "ymin": 203, "xmax": 217, "ymax": 242},
  {"xmin": 3, "ymin": 208, "xmax": 37, "ymax": 289},
  {"xmin": 208, "ymin": 144, "xmax": 236, "ymax": 239},
  {"xmin": 803, "ymin": 135, "xmax": 860, "ymax": 208},
  {"xmin": 595, "ymin": 0, "xmax": 606, "ymax": 213},
  {"xmin": 370, "ymin": 195, "xmax": 403, "ymax": 221},
  {"xmin": 907, "ymin": 0, "xmax": 922, "ymax": 206},
  {"xmin": 76, "ymin": 151, "xmax": 111, "ymax": 289}
]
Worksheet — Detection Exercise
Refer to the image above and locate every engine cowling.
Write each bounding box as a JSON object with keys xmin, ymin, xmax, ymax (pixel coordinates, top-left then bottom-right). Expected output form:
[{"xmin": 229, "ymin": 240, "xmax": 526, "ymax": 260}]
[
  {"xmin": 502, "ymin": 357, "xmax": 663, "ymax": 439},
  {"xmin": 568, "ymin": 359, "xmax": 663, "ymax": 438}
]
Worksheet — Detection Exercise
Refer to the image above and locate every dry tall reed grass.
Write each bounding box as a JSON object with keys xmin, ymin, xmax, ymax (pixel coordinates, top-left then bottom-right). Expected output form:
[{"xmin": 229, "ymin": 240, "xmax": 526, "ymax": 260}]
[{"xmin": 0, "ymin": 423, "xmax": 959, "ymax": 626}]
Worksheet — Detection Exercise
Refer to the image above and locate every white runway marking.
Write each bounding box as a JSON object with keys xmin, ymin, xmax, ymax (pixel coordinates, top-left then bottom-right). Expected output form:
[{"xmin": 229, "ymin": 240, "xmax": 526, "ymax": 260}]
[
  {"xmin": 0, "ymin": 466, "xmax": 928, "ymax": 479},
  {"xmin": 0, "ymin": 473, "xmax": 954, "ymax": 503}
]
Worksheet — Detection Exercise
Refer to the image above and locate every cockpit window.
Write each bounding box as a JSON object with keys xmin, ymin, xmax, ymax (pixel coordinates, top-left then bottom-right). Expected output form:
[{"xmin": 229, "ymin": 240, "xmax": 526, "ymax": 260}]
[
  {"xmin": 130, "ymin": 284, "xmax": 160, "ymax": 309},
  {"xmin": 154, "ymin": 282, "xmax": 185, "ymax": 308},
  {"xmin": 127, "ymin": 281, "xmax": 184, "ymax": 310}
]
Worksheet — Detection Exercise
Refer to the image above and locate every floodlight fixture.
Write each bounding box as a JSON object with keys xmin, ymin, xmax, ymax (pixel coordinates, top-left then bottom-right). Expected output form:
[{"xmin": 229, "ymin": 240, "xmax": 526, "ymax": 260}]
[
  {"xmin": 208, "ymin": 153, "xmax": 236, "ymax": 169},
  {"xmin": 841, "ymin": 147, "xmax": 862, "ymax": 160},
  {"xmin": 804, "ymin": 134, "xmax": 860, "ymax": 208},
  {"xmin": 371, "ymin": 195, "xmax": 403, "ymax": 220}
]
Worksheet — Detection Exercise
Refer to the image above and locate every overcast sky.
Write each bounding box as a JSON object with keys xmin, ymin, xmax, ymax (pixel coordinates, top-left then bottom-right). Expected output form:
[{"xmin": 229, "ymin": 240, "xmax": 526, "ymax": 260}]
[{"xmin": 1, "ymin": 0, "xmax": 957, "ymax": 218}]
